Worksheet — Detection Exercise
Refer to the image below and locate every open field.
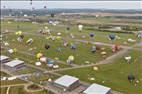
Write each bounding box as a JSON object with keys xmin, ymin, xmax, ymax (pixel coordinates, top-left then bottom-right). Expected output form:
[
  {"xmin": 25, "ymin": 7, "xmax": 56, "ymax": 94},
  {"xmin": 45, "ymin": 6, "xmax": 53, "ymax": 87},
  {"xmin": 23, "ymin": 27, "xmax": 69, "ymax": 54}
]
[
  {"xmin": 59, "ymin": 50, "xmax": 142, "ymax": 94},
  {"xmin": 1, "ymin": 14, "xmax": 142, "ymax": 94}
]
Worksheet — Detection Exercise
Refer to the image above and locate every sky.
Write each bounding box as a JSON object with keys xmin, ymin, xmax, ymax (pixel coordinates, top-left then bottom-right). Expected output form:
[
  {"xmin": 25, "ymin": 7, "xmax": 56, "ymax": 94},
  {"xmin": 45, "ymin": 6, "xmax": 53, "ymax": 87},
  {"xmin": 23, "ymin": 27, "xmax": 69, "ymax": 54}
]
[{"xmin": 1, "ymin": 1, "xmax": 142, "ymax": 10}]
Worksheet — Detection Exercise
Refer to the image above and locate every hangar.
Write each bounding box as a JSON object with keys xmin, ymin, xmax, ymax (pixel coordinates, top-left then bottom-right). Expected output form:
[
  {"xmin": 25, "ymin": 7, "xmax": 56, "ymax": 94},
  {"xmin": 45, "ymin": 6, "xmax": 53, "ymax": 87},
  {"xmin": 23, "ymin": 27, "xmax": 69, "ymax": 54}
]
[
  {"xmin": 4, "ymin": 59, "xmax": 25, "ymax": 70},
  {"xmin": 83, "ymin": 83, "xmax": 111, "ymax": 94},
  {"xmin": 0, "ymin": 55, "xmax": 10, "ymax": 63},
  {"xmin": 54, "ymin": 75, "xmax": 80, "ymax": 91}
]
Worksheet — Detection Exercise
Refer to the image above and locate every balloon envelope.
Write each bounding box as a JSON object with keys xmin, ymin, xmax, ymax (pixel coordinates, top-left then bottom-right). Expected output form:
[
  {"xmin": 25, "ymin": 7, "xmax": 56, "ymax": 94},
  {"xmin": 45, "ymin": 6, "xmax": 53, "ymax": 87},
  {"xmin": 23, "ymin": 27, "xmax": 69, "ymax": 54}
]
[{"xmin": 68, "ymin": 55, "xmax": 74, "ymax": 61}]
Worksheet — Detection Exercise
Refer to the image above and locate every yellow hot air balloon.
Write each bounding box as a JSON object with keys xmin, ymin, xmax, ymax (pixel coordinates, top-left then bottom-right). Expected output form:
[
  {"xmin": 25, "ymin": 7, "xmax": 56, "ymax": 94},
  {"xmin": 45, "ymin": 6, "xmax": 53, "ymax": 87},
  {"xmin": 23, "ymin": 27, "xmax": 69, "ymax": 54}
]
[
  {"xmin": 44, "ymin": 26, "xmax": 48, "ymax": 29},
  {"xmin": 15, "ymin": 31, "xmax": 22, "ymax": 35},
  {"xmin": 93, "ymin": 66, "xmax": 98, "ymax": 71},
  {"xmin": 101, "ymin": 51, "xmax": 107, "ymax": 55},
  {"xmin": 68, "ymin": 55, "xmax": 74, "ymax": 61},
  {"xmin": 36, "ymin": 53, "xmax": 43, "ymax": 59},
  {"xmin": 13, "ymin": 48, "xmax": 17, "ymax": 52}
]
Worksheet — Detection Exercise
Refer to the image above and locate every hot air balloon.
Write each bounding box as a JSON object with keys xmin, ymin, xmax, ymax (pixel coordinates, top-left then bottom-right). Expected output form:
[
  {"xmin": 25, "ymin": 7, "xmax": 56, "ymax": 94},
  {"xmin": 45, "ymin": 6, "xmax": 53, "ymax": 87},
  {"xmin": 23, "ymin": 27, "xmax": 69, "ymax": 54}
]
[
  {"xmin": 89, "ymin": 33, "xmax": 95, "ymax": 37},
  {"xmin": 78, "ymin": 24, "xmax": 83, "ymax": 32},
  {"xmin": 26, "ymin": 38, "xmax": 33, "ymax": 45},
  {"xmin": 128, "ymin": 74, "xmax": 135, "ymax": 83},
  {"xmin": 108, "ymin": 34, "xmax": 116, "ymax": 40},
  {"xmin": 66, "ymin": 27, "xmax": 70, "ymax": 31},
  {"xmin": 15, "ymin": 31, "xmax": 22, "ymax": 35},
  {"xmin": 91, "ymin": 46, "xmax": 96, "ymax": 53},
  {"xmin": 36, "ymin": 53, "xmax": 43, "ymax": 59},
  {"xmin": 112, "ymin": 44, "xmax": 120, "ymax": 52},
  {"xmin": 70, "ymin": 43, "xmax": 76, "ymax": 50},
  {"xmin": 45, "ymin": 44, "xmax": 50, "ymax": 50}
]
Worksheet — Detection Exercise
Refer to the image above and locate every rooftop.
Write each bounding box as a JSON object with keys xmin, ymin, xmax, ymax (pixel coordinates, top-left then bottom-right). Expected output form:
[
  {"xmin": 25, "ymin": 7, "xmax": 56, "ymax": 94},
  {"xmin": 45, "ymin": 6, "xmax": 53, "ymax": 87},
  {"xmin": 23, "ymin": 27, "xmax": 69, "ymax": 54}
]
[
  {"xmin": 83, "ymin": 83, "xmax": 111, "ymax": 94},
  {"xmin": 54, "ymin": 75, "xmax": 79, "ymax": 88},
  {"xmin": 0, "ymin": 55, "xmax": 9, "ymax": 61},
  {"xmin": 4, "ymin": 59, "xmax": 24, "ymax": 67}
]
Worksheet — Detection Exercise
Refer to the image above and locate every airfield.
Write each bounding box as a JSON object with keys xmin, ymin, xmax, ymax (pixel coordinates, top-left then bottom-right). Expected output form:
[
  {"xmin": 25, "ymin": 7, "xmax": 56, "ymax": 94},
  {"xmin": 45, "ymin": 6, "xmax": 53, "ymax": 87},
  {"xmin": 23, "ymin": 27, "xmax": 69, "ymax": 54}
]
[{"xmin": 1, "ymin": 13, "xmax": 142, "ymax": 94}]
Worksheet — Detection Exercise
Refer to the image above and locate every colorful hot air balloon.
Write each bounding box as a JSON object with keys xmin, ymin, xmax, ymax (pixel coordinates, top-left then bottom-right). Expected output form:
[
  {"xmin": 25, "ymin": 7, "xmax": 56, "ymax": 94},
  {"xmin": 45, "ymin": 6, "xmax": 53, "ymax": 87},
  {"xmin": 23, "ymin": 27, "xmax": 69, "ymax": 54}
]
[
  {"xmin": 68, "ymin": 55, "xmax": 74, "ymax": 61},
  {"xmin": 36, "ymin": 53, "xmax": 43, "ymax": 59},
  {"xmin": 89, "ymin": 33, "xmax": 95, "ymax": 37},
  {"xmin": 108, "ymin": 34, "xmax": 115, "ymax": 40},
  {"xmin": 45, "ymin": 44, "xmax": 50, "ymax": 50},
  {"xmin": 15, "ymin": 31, "xmax": 22, "ymax": 35}
]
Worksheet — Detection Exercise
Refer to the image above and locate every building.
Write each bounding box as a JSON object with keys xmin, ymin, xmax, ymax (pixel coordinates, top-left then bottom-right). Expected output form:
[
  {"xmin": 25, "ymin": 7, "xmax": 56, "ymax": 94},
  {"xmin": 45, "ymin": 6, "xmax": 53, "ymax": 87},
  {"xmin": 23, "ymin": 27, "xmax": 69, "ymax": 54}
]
[
  {"xmin": 4, "ymin": 59, "xmax": 25, "ymax": 70},
  {"xmin": 54, "ymin": 75, "xmax": 80, "ymax": 91},
  {"xmin": 0, "ymin": 55, "xmax": 10, "ymax": 63},
  {"xmin": 83, "ymin": 83, "xmax": 111, "ymax": 94}
]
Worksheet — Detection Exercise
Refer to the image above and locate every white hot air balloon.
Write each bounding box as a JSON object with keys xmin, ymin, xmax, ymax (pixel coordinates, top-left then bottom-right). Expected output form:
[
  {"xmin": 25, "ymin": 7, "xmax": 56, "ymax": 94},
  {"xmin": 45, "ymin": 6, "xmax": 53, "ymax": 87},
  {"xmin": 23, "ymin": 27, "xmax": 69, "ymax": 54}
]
[{"xmin": 78, "ymin": 24, "xmax": 83, "ymax": 32}]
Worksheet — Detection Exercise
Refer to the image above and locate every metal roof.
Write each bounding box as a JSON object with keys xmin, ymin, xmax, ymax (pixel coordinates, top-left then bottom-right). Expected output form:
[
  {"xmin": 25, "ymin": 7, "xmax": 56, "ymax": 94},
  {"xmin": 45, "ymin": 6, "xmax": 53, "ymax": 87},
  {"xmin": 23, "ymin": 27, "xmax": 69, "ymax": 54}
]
[
  {"xmin": 4, "ymin": 60, "xmax": 24, "ymax": 67},
  {"xmin": 0, "ymin": 55, "xmax": 9, "ymax": 61},
  {"xmin": 83, "ymin": 83, "xmax": 111, "ymax": 94},
  {"xmin": 54, "ymin": 75, "xmax": 79, "ymax": 88}
]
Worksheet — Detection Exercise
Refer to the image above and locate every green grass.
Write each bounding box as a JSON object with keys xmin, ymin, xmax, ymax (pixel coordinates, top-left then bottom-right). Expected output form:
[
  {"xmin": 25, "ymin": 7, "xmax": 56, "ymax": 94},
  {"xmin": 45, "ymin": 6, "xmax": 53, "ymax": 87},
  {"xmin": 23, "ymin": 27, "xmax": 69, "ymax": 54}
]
[
  {"xmin": 0, "ymin": 71, "xmax": 27, "ymax": 86},
  {"xmin": 0, "ymin": 71, "xmax": 10, "ymax": 77},
  {"xmin": 59, "ymin": 50, "xmax": 142, "ymax": 94},
  {"xmin": 9, "ymin": 86, "xmax": 53, "ymax": 94},
  {"xmin": 2, "ymin": 32, "xmax": 114, "ymax": 65},
  {"xmin": 0, "ymin": 87, "xmax": 7, "ymax": 94},
  {"xmin": 1, "ymin": 79, "xmax": 27, "ymax": 86},
  {"xmin": 1, "ymin": 18, "xmax": 142, "ymax": 94}
]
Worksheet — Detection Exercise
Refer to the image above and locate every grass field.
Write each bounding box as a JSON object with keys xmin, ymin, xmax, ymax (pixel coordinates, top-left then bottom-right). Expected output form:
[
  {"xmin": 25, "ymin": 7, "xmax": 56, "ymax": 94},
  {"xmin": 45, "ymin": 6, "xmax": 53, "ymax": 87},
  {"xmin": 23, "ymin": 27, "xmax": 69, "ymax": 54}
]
[
  {"xmin": 1, "ymin": 17, "xmax": 142, "ymax": 94},
  {"xmin": 59, "ymin": 50, "xmax": 142, "ymax": 94},
  {"xmin": 0, "ymin": 71, "xmax": 27, "ymax": 86}
]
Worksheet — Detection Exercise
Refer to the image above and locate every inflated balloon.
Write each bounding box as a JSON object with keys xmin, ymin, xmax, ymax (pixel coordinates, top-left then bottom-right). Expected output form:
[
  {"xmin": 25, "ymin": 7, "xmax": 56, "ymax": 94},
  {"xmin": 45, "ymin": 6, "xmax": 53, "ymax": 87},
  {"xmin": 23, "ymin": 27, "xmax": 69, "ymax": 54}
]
[
  {"xmin": 66, "ymin": 27, "xmax": 70, "ymax": 31},
  {"xmin": 112, "ymin": 44, "xmax": 120, "ymax": 52},
  {"xmin": 101, "ymin": 51, "xmax": 107, "ymax": 55},
  {"xmin": 70, "ymin": 44, "xmax": 76, "ymax": 50},
  {"xmin": 68, "ymin": 55, "xmax": 74, "ymax": 61},
  {"xmin": 78, "ymin": 24, "xmax": 83, "ymax": 32},
  {"xmin": 47, "ymin": 60, "xmax": 54, "ymax": 67},
  {"xmin": 15, "ymin": 31, "xmax": 22, "ymax": 35},
  {"xmin": 36, "ymin": 53, "xmax": 43, "ymax": 59},
  {"xmin": 108, "ymin": 34, "xmax": 115, "ymax": 40},
  {"xmin": 128, "ymin": 74, "xmax": 135, "ymax": 82},
  {"xmin": 93, "ymin": 66, "xmax": 98, "ymax": 71},
  {"xmin": 45, "ymin": 44, "xmax": 50, "ymax": 50},
  {"xmin": 89, "ymin": 33, "xmax": 94, "ymax": 37},
  {"xmin": 26, "ymin": 38, "xmax": 33, "ymax": 45},
  {"xmin": 91, "ymin": 46, "xmax": 96, "ymax": 53},
  {"xmin": 40, "ymin": 57, "xmax": 47, "ymax": 63},
  {"xmin": 17, "ymin": 37, "xmax": 23, "ymax": 42}
]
